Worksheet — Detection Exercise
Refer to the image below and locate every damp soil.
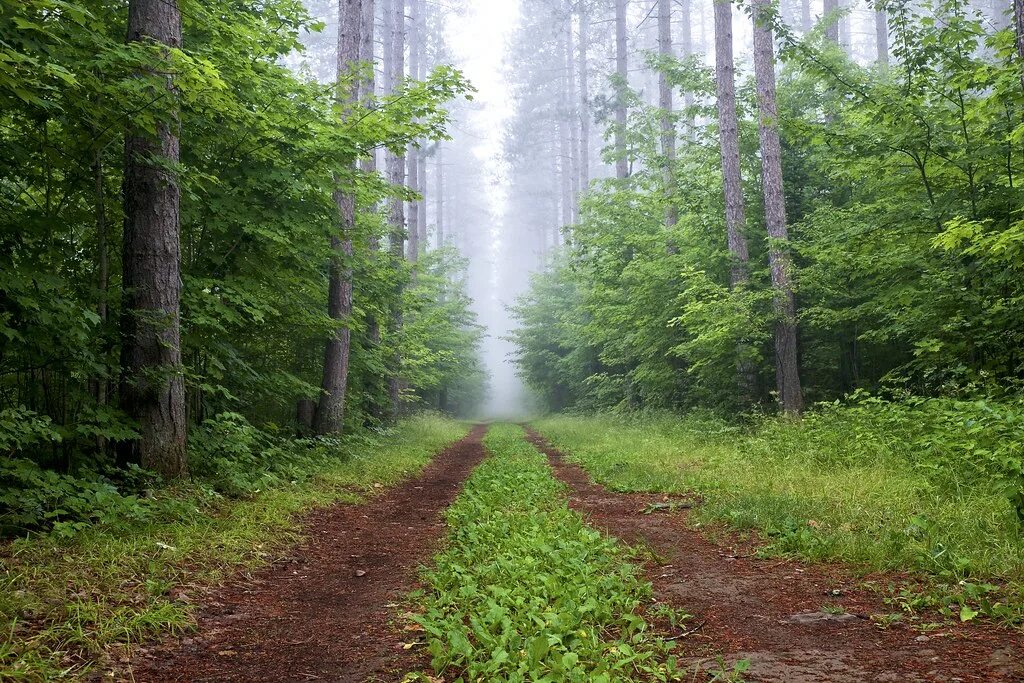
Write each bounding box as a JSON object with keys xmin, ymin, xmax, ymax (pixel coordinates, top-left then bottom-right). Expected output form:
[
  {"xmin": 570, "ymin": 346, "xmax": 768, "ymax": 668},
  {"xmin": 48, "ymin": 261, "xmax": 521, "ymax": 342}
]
[
  {"xmin": 525, "ymin": 427, "xmax": 1024, "ymax": 683},
  {"xmin": 128, "ymin": 424, "xmax": 488, "ymax": 683}
]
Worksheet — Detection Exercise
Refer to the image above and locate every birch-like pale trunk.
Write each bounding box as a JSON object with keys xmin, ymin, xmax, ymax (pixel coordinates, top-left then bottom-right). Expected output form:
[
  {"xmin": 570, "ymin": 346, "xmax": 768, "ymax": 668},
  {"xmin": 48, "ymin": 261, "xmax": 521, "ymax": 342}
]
[
  {"xmin": 579, "ymin": 1, "xmax": 592, "ymax": 191},
  {"xmin": 875, "ymin": 3, "xmax": 889, "ymax": 68},
  {"xmin": 1015, "ymin": 0, "xmax": 1023, "ymax": 90},
  {"xmin": 406, "ymin": 0, "xmax": 419, "ymax": 262},
  {"xmin": 752, "ymin": 0, "xmax": 804, "ymax": 416},
  {"xmin": 659, "ymin": 0, "xmax": 677, "ymax": 230},
  {"xmin": 386, "ymin": 0, "xmax": 406, "ymax": 417},
  {"xmin": 565, "ymin": 7, "xmax": 580, "ymax": 224},
  {"xmin": 823, "ymin": 0, "xmax": 840, "ymax": 43},
  {"xmin": 119, "ymin": 0, "xmax": 187, "ymax": 478},
  {"xmin": 416, "ymin": 0, "xmax": 428, "ymax": 251},
  {"xmin": 615, "ymin": 0, "xmax": 629, "ymax": 179},
  {"xmin": 679, "ymin": 0, "xmax": 694, "ymax": 132},
  {"xmin": 436, "ymin": 142, "xmax": 444, "ymax": 248}
]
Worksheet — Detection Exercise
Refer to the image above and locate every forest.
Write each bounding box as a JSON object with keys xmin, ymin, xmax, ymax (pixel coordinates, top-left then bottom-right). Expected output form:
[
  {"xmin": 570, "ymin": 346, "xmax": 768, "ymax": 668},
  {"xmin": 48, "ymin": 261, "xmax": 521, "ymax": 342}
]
[{"xmin": 2, "ymin": 0, "xmax": 1024, "ymax": 680}]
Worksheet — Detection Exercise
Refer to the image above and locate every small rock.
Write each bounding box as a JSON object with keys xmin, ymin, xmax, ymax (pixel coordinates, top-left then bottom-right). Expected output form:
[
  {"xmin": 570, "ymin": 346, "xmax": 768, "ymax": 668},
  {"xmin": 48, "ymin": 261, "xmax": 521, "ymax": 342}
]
[
  {"xmin": 783, "ymin": 611, "xmax": 861, "ymax": 625},
  {"xmin": 915, "ymin": 635, "xmax": 930, "ymax": 643},
  {"xmin": 990, "ymin": 647, "xmax": 1023, "ymax": 675},
  {"xmin": 354, "ymin": 569, "xmax": 367, "ymax": 577}
]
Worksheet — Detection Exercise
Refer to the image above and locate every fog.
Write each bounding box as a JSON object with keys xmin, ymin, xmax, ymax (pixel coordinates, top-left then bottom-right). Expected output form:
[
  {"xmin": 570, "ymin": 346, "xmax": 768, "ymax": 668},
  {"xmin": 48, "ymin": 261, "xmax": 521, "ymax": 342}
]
[{"xmin": 285, "ymin": 0, "xmax": 903, "ymax": 419}]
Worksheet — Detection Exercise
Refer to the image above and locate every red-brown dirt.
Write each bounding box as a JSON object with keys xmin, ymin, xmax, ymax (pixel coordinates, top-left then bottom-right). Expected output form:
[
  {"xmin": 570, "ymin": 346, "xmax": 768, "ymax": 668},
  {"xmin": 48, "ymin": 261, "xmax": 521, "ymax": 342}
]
[
  {"xmin": 128, "ymin": 425, "xmax": 487, "ymax": 683},
  {"xmin": 525, "ymin": 427, "xmax": 1024, "ymax": 683}
]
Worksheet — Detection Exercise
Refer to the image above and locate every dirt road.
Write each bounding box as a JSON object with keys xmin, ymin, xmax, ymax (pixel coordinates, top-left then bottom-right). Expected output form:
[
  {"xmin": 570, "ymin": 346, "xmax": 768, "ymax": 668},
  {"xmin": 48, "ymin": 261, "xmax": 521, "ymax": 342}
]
[{"xmin": 130, "ymin": 425, "xmax": 487, "ymax": 683}]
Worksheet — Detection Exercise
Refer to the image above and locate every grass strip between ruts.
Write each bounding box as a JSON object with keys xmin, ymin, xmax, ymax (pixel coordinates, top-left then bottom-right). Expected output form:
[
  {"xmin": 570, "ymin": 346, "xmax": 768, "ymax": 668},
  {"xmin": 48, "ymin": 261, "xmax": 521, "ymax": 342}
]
[{"xmin": 410, "ymin": 423, "xmax": 686, "ymax": 683}]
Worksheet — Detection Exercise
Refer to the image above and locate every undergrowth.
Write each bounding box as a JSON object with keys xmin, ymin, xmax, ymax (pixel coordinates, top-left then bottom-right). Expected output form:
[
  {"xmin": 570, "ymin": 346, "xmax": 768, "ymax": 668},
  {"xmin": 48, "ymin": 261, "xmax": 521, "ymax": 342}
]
[
  {"xmin": 410, "ymin": 423, "xmax": 686, "ymax": 682},
  {"xmin": 533, "ymin": 397, "xmax": 1024, "ymax": 625},
  {"xmin": 0, "ymin": 414, "xmax": 467, "ymax": 681}
]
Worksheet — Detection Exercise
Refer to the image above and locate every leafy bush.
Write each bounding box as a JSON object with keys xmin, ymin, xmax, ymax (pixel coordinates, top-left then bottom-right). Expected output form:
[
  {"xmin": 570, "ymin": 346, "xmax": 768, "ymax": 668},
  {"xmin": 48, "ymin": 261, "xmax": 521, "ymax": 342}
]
[{"xmin": 0, "ymin": 458, "xmax": 154, "ymax": 538}]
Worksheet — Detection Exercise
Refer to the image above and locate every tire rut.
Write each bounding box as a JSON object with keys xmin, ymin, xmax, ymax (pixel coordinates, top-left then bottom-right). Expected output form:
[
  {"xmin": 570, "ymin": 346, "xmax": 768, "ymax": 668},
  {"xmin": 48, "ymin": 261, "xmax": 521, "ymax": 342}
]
[
  {"xmin": 130, "ymin": 424, "xmax": 488, "ymax": 683},
  {"xmin": 525, "ymin": 427, "xmax": 1024, "ymax": 683}
]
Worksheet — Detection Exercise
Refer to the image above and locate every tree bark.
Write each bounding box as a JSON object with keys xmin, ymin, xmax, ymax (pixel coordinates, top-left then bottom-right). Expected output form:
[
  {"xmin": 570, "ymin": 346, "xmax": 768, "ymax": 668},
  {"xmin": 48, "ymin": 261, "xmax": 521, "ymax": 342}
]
[
  {"xmin": 714, "ymin": 0, "xmax": 751, "ymax": 289},
  {"xmin": 559, "ymin": 23, "xmax": 573, "ymax": 230},
  {"xmin": 296, "ymin": 398, "xmax": 315, "ymax": 435},
  {"xmin": 875, "ymin": 4, "xmax": 889, "ymax": 69},
  {"xmin": 714, "ymin": 0, "xmax": 756, "ymax": 402},
  {"xmin": 386, "ymin": 0, "xmax": 406, "ymax": 417},
  {"xmin": 615, "ymin": 0, "xmax": 629, "ymax": 179},
  {"xmin": 659, "ymin": 0, "xmax": 678, "ymax": 230},
  {"xmin": 752, "ymin": 0, "xmax": 804, "ymax": 416},
  {"xmin": 801, "ymin": 0, "xmax": 812, "ymax": 33},
  {"xmin": 679, "ymin": 0, "xmax": 695, "ymax": 133},
  {"xmin": 436, "ymin": 142, "xmax": 444, "ymax": 248},
  {"xmin": 119, "ymin": 0, "xmax": 187, "ymax": 479},
  {"xmin": 838, "ymin": 0, "xmax": 850, "ymax": 54},
  {"xmin": 1015, "ymin": 0, "xmax": 1024, "ymax": 91},
  {"xmin": 416, "ymin": 0, "xmax": 428, "ymax": 250},
  {"xmin": 406, "ymin": 0, "xmax": 419, "ymax": 262},
  {"xmin": 823, "ymin": 0, "xmax": 840, "ymax": 44},
  {"xmin": 565, "ymin": 7, "xmax": 580, "ymax": 224},
  {"xmin": 314, "ymin": 0, "xmax": 362, "ymax": 436},
  {"xmin": 579, "ymin": 0, "xmax": 592, "ymax": 191}
]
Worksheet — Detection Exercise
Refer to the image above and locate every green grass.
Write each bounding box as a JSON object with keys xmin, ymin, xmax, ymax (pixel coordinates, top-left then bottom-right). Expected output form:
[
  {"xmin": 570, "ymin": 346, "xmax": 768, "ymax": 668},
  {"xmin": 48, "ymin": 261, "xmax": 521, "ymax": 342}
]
[
  {"xmin": 410, "ymin": 423, "xmax": 687, "ymax": 683},
  {"xmin": 0, "ymin": 414, "xmax": 468, "ymax": 682},
  {"xmin": 533, "ymin": 411, "xmax": 1024, "ymax": 624}
]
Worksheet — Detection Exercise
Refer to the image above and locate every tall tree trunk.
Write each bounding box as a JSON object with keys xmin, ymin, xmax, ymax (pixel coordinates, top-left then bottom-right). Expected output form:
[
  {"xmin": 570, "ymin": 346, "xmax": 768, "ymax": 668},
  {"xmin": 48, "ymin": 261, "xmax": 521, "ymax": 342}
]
[
  {"xmin": 386, "ymin": 0, "xmax": 406, "ymax": 418},
  {"xmin": 714, "ymin": 0, "xmax": 755, "ymax": 401},
  {"xmin": 714, "ymin": 0, "xmax": 751, "ymax": 289},
  {"xmin": 565, "ymin": 8, "xmax": 580, "ymax": 224},
  {"xmin": 823, "ymin": 0, "xmax": 840, "ymax": 43},
  {"xmin": 559, "ymin": 24, "xmax": 573, "ymax": 231},
  {"xmin": 406, "ymin": 0, "xmax": 419, "ymax": 262},
  {"xmin": 659, "ymin": 0, "xmax": 678, "ymax": 230},
  {"xmin": 119, "ymin": 0, "xmax": 187, "ymax": 479},
  {"xmin": 579, "ymin": 0, "xmax": 592, "ymax": 191},
  {"xmin": 679, "ymin": 0, "xmax": 695, "ymax": 133},
  {"xmin": 801, "ymin": 0, "xmax": 812, "ymax": 33},
  {"xmin": 436, "ymin": 142, "xmax": 444, "ymax": 248},
  {"xmin": 1015, "ymin": 0, "xmax": 1024, "ymax": 91},
  {"xmin": 361, "ymin": 0, "xmax": 387, "ymax": 423},
  {"xmin": 614, "ymin": 0, "xmax": 629, "ymax": 179},
  {"xmin": 875, "ymin": 3, "xmax": 889, "ymax": 68},
  {"xmin": 382, "ymin": 0, "xmax": 393, "ymax": 93},
  {"xmin": 93, "ymin": 146, "xmax": 110, "ymax": 455},
  {"xmin": 752, "ymin": 0, "xmax": 804, "ymax": 416},
  {"xmin": 314, "ymin": 0, "xmax": 362, "ymax": 436},
  {"xmin": 416, "ymin": 0, "xmax": 428, "ymax": 251},
  {"xmin": 838, "ymin": 0, "xmax": 850, "ymax": 54}
]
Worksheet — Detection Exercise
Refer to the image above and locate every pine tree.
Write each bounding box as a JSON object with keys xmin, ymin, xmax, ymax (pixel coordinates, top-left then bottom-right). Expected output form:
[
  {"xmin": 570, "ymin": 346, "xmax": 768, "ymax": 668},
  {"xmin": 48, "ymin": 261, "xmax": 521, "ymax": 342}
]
[
  {"xmin": 119, "ymin": 0, "xmax": 187, "ymax": 478},
  {"xmin": 314, "ymin": 0, "xmax": 363, "ymax": 435},
  {"xmin": 615, "ymin": 0, "xmax": 629, "ymax": 179},
  {"xmin": 752, "ymin": 0, "xmax": 804, "ymax": 416}
]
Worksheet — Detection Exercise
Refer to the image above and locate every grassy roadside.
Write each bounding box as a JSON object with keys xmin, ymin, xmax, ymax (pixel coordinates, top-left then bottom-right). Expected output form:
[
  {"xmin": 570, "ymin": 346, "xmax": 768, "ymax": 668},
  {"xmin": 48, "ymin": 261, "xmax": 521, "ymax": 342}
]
[
  {"xmin": 0, "ymin": 415, "xmax": 468, "ymax": 681},
  {"xmin": 409, "ymin": 423, "xmax": 689, "ymax": 682},
  {"xmin": 533, "ymin": 413, "xmax": 1024, "ymax": 624}
]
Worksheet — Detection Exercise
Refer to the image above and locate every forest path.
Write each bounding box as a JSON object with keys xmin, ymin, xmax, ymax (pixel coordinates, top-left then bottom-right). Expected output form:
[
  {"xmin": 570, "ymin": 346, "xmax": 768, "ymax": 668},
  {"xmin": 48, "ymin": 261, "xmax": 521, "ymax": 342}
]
[
  {"xmin": 129, "ymin": 424, "xmax": 488, "ymax": 683},
  {"xmin": 525, "ymin": 428, "xmax": 1024, "ymax": 683}
]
